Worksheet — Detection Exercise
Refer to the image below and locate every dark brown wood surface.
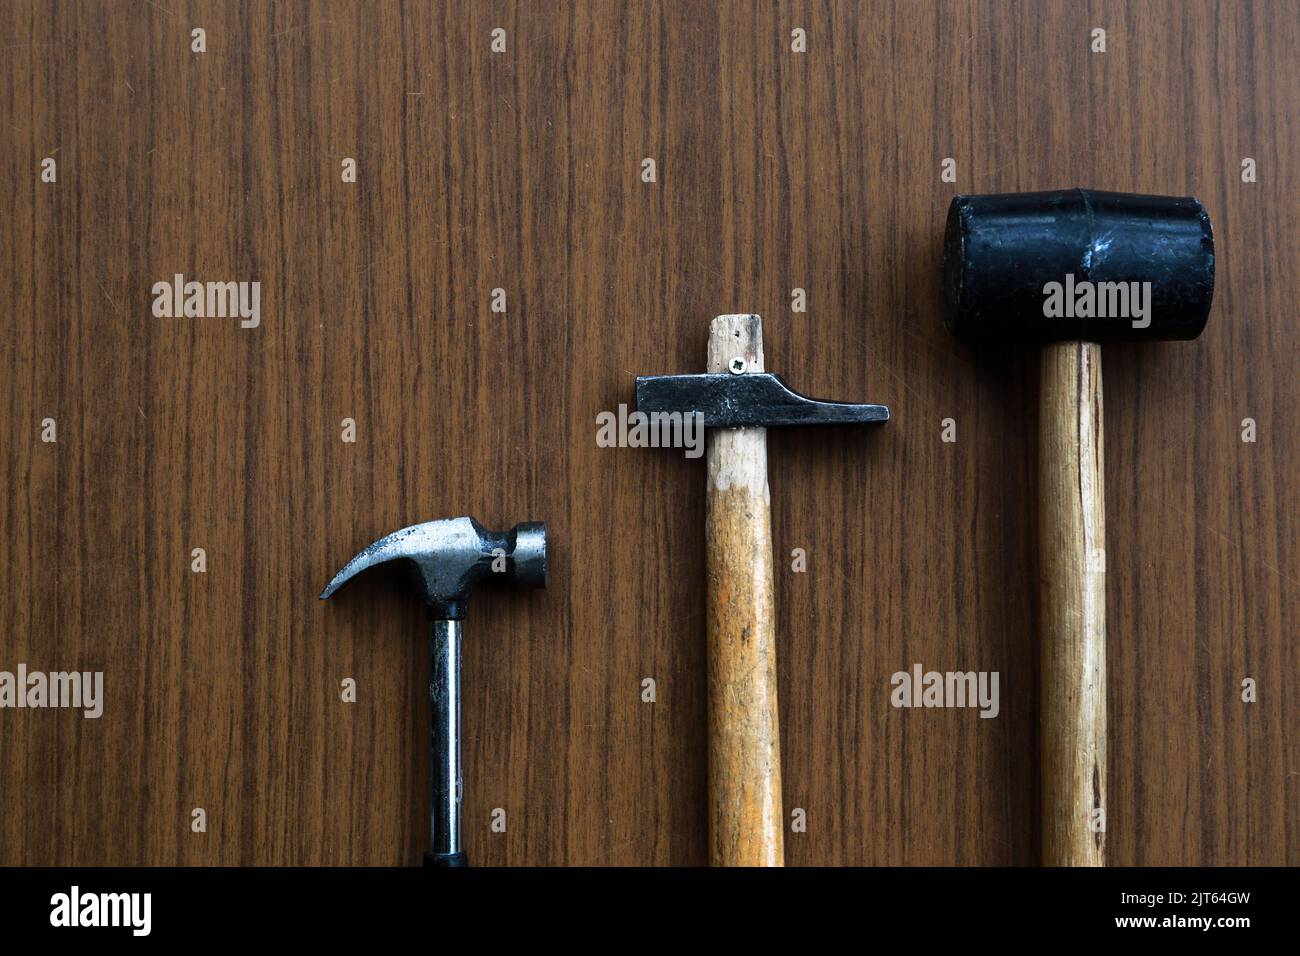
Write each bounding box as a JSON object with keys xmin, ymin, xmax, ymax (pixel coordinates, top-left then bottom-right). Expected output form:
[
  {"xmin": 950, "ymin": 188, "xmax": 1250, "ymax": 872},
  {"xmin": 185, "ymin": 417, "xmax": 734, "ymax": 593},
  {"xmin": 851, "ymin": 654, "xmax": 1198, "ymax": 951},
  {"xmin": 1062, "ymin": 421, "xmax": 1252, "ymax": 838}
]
[{"xmin": 1, "ymin": 0, "xmax": 1295, "ymax": 866}]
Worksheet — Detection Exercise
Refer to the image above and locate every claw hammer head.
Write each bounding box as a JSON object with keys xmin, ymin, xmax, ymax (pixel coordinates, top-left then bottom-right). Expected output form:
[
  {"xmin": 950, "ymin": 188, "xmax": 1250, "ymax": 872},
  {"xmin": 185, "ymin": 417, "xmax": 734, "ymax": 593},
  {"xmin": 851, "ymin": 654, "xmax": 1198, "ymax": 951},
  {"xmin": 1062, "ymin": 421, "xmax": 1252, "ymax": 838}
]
[{"xmin": 320, "ymin": 517, "xmax": 548, "ymax": 620}]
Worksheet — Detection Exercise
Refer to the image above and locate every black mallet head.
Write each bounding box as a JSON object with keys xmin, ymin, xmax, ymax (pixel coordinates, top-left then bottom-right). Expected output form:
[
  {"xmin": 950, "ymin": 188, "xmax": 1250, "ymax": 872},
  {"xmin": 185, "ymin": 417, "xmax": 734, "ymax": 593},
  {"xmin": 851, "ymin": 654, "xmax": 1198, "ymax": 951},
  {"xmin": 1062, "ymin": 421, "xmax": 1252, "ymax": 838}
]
[{"xmin": 942, "ymin": 188, "xmax": 1215, "ymax": 344}]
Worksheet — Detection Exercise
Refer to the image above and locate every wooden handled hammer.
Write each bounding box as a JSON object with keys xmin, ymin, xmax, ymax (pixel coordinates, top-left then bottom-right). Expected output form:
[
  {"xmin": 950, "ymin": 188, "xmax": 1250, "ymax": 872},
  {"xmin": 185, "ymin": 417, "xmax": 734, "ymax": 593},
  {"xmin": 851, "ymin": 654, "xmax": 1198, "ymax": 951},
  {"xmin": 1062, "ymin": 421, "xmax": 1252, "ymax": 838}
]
[
  {"xmin": 942, "ymin": 189, "xmax": 1215, "ymax": 865},
  {"xmin": 637, "ymin": 315, "xmax": 889, "ymax": 865}
]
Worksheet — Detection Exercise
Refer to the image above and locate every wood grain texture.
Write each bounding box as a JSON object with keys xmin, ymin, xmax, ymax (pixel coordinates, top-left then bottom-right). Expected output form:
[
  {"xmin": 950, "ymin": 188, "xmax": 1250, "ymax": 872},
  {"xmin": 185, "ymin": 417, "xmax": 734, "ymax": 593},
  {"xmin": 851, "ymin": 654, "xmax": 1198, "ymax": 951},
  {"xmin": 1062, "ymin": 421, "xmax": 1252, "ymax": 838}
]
[
  {"xmin": 0, "ymin": 0, "xmax": 1295, "ymax": 866},
  {"xmin": 704, "ymin": 314, "xmax": 783, "ymax": 866},
  {"xmin": 1039, "ymin": 342, "xmax": 1106, "ymax": 867}
]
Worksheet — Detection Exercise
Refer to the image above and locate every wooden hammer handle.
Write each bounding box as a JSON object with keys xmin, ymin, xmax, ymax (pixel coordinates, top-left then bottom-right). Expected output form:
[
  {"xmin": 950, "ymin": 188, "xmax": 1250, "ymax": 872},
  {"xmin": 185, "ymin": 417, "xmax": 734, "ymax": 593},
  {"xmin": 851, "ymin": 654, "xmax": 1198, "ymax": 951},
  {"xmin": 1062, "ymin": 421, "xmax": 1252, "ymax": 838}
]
[
  {"xmin": 1038, "ymin": 341, "xmax": 1107, "ymax": 866},
  {"xmin": 704, "ymin": 315, "xmax": 784, "ymax": 866}
]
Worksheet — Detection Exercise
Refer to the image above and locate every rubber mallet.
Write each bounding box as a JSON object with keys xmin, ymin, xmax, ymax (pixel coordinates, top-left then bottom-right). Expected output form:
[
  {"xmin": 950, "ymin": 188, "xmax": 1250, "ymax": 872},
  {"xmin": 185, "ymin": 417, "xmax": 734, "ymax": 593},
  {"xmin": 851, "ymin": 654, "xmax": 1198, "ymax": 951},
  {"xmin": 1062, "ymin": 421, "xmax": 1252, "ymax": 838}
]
[
  {"xmin": 942, "ymin": 188, "xmax": 1215, "ymax": 866},
  {"xmin": 637, "ymin": 314, "xmax": 889, "ymax": 865}
]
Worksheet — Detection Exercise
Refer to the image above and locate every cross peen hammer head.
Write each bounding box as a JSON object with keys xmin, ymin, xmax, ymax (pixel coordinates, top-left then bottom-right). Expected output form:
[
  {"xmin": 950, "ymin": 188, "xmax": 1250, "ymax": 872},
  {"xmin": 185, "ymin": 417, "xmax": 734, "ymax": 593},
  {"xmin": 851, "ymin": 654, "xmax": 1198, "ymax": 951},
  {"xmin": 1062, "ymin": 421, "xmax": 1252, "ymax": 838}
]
[{"xmin": 635, "ymin": 372, "xmax": 889, "ymax": 428}]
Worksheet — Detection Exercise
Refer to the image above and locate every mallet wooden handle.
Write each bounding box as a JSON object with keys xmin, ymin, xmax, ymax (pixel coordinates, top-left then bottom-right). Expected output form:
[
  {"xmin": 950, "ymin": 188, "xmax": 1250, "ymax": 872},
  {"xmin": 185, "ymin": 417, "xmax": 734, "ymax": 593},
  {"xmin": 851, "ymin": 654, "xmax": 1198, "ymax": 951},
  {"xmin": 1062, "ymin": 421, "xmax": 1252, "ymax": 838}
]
[
  {"xmin": 704, "ymin": 314, "xmax": 784, "ymax": 866},
  {"xmin": 1038, "ymin": 341, "xmax": 1107, "ymax": 867}
]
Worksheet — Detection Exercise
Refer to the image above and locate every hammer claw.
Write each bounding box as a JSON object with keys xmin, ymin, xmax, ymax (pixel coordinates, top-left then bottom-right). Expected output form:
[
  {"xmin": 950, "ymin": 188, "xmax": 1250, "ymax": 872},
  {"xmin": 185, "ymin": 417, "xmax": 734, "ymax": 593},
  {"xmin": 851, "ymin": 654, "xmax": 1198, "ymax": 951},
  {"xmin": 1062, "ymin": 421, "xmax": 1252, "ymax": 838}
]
[{"xmin": 319, "ymin": 518, "xmax": 483, "ymax": 603}]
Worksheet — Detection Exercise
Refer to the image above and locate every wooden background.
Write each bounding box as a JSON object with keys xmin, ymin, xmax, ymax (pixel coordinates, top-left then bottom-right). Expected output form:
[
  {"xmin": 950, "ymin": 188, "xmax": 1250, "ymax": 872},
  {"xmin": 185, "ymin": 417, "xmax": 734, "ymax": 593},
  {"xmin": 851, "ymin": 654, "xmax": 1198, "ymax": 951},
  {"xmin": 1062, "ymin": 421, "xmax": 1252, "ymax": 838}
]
[{"xmin": 1, "ymin": 0, "xmax": 1295, "ymax": 866}]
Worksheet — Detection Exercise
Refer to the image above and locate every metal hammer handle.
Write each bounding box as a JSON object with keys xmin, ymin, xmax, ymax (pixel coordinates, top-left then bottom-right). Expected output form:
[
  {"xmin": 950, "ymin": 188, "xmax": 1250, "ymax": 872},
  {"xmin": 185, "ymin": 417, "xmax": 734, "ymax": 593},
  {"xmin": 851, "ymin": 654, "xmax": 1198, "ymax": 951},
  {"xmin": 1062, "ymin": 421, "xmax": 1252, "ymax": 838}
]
[
  {"xmin": 425, "ymin": 618, "xmax": 467, "ymax": 867},
  {"xmin": 704, "ymin": 315, "xmax": 784, "ymax": 866},
  {"xmin": 1038, "ymin": 341, "xmax": 1107, "ymax": 867}
]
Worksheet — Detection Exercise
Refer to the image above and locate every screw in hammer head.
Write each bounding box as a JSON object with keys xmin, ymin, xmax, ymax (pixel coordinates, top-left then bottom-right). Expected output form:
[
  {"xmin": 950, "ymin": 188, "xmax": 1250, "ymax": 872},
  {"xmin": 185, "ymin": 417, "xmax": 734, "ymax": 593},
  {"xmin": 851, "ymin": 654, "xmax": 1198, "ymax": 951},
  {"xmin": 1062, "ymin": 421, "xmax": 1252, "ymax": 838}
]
[{"xmin": 320, "ymin": 516, "xmax": 547, "ymax": 620}]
